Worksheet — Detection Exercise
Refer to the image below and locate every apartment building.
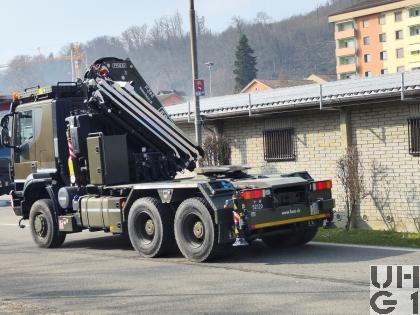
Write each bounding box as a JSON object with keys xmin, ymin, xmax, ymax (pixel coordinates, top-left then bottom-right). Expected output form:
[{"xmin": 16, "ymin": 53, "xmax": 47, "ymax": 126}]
[{"xmin": 329, "ymin": 0, "xmax": 420, "ymax": 80}]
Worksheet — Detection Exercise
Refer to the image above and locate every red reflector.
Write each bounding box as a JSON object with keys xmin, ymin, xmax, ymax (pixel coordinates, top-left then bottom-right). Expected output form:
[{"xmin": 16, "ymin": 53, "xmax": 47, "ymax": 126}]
[
  {"xmin": 313, "ymin": 180, "xmax": 332, "ymax": 191},
  {"xmin": 241, "ymin": 189, "xmax": 264, "ymax": 200}
]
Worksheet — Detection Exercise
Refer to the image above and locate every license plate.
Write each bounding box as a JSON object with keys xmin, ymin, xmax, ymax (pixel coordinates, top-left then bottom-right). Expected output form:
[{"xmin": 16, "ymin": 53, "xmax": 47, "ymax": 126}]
[{"xmin": 310, "ymin": 202, "xmax": 320, "ymax": 215}]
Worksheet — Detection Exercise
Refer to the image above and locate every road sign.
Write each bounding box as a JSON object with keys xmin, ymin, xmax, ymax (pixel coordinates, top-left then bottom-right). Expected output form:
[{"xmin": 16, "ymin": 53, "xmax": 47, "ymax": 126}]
[{"xmin": 194, "ymin": 79, "xmax": 205, "ymax": 97}]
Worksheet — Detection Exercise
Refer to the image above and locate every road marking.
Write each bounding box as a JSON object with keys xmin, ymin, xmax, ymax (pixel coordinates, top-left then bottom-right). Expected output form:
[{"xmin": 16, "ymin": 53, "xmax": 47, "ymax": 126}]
[
  {"xmin": 0, "ymin": 224, "xmax": 17, "ymax": 227},
  {"xmin": 312, "ymin": 241, "xmax": 420, "ymax": 252}
]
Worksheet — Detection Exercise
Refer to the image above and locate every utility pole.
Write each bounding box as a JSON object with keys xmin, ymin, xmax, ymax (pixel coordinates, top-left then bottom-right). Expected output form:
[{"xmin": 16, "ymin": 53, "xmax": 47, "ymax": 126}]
[
  {"xmin": 189, "ymin": 0, "xmax": 202, "ymax": 147},
  {"xmin": 205, "ymin": 62, "xmax": 214, "ymax": 97}
]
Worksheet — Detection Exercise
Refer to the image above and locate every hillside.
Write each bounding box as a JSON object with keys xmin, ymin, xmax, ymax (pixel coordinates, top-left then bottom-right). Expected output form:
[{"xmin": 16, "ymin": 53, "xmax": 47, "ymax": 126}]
[{"xmin": 0, "ymin": 0, "xmax": 365, "ymax": 97}]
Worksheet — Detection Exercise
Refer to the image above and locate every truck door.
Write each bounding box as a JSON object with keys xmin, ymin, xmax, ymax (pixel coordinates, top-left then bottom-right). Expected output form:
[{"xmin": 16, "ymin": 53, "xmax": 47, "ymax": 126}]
[{"xmin": 13, "ymin": 109, "xmax": 36, "ymax": 181}]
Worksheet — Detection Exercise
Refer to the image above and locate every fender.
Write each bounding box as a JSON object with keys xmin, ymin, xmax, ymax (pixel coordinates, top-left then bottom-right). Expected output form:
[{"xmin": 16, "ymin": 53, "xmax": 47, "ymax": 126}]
[{"xmin": 21, "ymin": 177, "xmax": 59, "ymax": 219}]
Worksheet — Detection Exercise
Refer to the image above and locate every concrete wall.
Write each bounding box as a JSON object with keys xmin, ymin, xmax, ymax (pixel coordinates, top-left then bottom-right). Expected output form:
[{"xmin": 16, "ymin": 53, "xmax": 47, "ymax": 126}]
[{"xmin": 177, "ymin": 101, "xmax": 420, "ymax": 233}]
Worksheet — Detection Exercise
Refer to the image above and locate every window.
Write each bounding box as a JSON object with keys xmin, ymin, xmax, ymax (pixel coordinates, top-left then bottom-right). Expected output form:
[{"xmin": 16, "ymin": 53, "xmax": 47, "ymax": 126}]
[
  {"xmin": 408, "ymin": 117, "xmax": 420, "ymax": 155},
  {"xmin": 263, "ymin": 129, "xmax": 296, "ymax": 161},
  {"xmin": 396, "ymin": 48, "xmax": 404, "ymax": 58},
  {"xmin": 412, "ymin": 67, "xmax": 420, "ymax": 71},
  {"xmin": 363, "ymin": 19, "xmax": 369, "ymax": 28},
  {"xmin": 379, "ymin": 33, "xmax": 387, "ymax": 42},
  {"xmin": 395, "ymin": 11, "xmax": 403, "ymax": 22},
  {"xmin": 364, "ymin": 54, "xmax": 372, "ymax": 63},
  {"xmin": 396, "ymin": 30, "xmax": 404, "ymax": 39},
  {"xmin": 411, "ymin": 50, "xmax": 420, "ymax": 55},
  {"xmin": 410, "ymin": 25, "xmax": 420, "ymax": 36},
  {"xmin": 338, "ymin": 38, "xmax": 355, "ymax": 48},
  {"xmin": 337, "ymin": 21, "xmax": 354, "ymax": 32},
  {"xmin": 379, "ymin": 14, "xmax": 386, "ymax": 25},
  {"xmin": 409, "ymin": 7, "xmax": 420, "ymax": 17},
  {"xmin": 363, "ymin": 36, "xmax": 370, "ymax": 45},
  {"xmin": 340, "ymin": 72, "xmax": 357, "ymax": 80},
  {"xmin": 339, "ymin": 55, "xmax": 356, "ymax": 65},
  {"xmin": 381, "ymin": 69, "xmax": 388, "ymax": 75},
  {"xmin": 365, "ymin": 71, "xmax": 372, "ymax": 78},
  {"xmin": 380, "ymin": 51, "xmax": 388, "ymax": 60},
  {"xmin": 397, "ymin": 66, "xmax": 405, "ymax": 73},
  {"xmin": 15, "ymin": 110, "xmax": 33, "ymax": 146}
]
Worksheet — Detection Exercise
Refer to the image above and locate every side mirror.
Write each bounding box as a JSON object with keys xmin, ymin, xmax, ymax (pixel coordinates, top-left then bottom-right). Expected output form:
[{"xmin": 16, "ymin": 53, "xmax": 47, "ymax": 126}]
[{"xmin": 0, "ymin": 114, "xmax": 13, "ymax": 148}]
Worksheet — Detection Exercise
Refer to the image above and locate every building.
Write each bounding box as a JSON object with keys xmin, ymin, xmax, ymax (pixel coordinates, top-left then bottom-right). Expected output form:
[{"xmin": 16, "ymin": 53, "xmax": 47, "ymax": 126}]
[
  {"xmin": 329, "ymin": 0, "xmax": 420, "ymax": 80},
  {"xmin": 241, "ymin": 79, "xmax": 315, "ymax": 93},
  {"xmin": 157, "ymin": 90, "xmax": 186, "ymax": 106},
  {"xmin": 306, "ymin": 74, "xmax": 337, "ymax": 84},
  {"xmin": 167, "ymin": 72, "xmax": 420, "ymax": 233}
]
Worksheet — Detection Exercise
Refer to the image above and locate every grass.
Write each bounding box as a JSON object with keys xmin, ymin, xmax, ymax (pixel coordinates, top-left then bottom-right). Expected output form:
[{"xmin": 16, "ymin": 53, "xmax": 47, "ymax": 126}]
[{"xmin": 315, "ymin": 228, "xmax": 420, "ymax": 249}]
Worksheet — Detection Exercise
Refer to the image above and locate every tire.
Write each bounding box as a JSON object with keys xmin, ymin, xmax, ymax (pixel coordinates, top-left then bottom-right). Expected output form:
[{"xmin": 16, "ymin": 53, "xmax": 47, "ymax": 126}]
[
  {"xmin": 262, "ymin": 231, "xmax": 302, "ymax": 249},
  {"xmin": 29, "ymin": 199, "xmax": 66, "ymax": 248},
  {"xmin": 174, "ymin": 197, "xmax": 223, "ymax": 262},
  {"xmin": 128, "ymin": 197, "xmax": 174, "ymax": 258}
]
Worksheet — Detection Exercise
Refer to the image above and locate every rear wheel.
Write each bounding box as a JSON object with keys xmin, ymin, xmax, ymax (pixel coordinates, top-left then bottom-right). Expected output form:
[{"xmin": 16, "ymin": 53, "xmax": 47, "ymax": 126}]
[
  {"xmin": 29, "ymin": 199, "xmax": 66, "ymax": 248},
  {"xmin": 174, "ymin": 198, "xmax": 222, "ymax": 262},
  {"xmin": 128, "ymin": 197, "xmax": 173, "ymax": 258}
]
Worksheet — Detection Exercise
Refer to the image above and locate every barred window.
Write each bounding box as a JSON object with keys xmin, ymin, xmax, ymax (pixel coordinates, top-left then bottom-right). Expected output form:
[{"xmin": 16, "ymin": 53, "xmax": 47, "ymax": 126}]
[
  {"xmin": 408, "ymin": 117, "xmax": 420, "ymax": 155},
  {"xmin": 263, "ymin": 128, "xmax": 296, "ymax": 162}
]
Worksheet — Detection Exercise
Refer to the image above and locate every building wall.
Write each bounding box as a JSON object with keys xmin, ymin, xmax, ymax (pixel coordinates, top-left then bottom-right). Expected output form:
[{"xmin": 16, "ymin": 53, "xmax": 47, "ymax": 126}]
[
  {"xmin": 356, "ymin": 14, "xmax": 385, "ymax": 77},
  {"xmin": 177, "ymin": 103, "xmax": 420, "ymax": 233}
]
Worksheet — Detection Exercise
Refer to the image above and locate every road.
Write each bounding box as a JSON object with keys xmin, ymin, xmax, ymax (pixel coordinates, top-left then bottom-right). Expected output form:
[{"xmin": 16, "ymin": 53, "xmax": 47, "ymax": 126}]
[{"xmin": 0, "ymin": 199, "xmax": 419, "ymax": 315}]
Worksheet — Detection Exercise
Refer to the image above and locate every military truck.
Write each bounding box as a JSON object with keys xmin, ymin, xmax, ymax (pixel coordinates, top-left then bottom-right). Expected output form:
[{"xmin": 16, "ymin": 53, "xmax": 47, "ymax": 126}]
[{"xmin": 0, "ymin": 57, "xmax": 335, "ymax": 262}]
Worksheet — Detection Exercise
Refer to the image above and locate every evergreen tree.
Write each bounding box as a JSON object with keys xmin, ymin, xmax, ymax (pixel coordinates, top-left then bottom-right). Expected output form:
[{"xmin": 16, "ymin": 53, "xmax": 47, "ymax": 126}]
[{"xmin": 233, "ymin": 34, "xmax": 258, "ymax": 93}]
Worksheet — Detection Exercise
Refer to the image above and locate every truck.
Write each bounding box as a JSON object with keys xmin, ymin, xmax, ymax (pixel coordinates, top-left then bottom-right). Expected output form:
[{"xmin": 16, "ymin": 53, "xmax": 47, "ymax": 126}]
[{"xmin": 0, "ymin": 57, "xmax": 335, "ymax": 262}]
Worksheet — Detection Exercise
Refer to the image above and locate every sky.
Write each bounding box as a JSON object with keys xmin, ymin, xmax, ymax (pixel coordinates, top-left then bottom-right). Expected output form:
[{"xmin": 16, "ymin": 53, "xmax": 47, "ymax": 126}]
[{"xmin": 0, "ymin": 0, "xmax": 326, "ymax": 65}]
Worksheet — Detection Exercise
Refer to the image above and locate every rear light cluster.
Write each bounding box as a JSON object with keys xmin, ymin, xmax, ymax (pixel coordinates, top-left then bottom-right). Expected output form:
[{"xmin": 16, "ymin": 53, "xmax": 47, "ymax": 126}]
[
  {"xmin": 310, "ymin": 180, "xmax": 332, "ymax": 192},
  {"xmin": 240, "ymin": 189, "xmax": 271, "ymax": 200}
]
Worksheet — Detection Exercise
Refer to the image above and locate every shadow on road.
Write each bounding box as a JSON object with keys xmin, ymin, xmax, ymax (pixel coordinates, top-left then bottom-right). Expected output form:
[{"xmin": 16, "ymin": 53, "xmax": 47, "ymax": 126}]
[{"xmin": 61, "ymin": 234, "xmax": 410, "ymax": 265}]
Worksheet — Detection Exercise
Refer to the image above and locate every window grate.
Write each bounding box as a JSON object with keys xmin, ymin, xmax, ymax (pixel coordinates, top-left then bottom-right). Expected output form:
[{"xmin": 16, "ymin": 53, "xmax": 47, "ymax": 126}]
[
  {"xmin": 263, "ymin": 128, "xmax": 296, "ymax": 162},
  {"xmin": 408, "ymin": 117, "xmax": 420, "ymax": 155}
]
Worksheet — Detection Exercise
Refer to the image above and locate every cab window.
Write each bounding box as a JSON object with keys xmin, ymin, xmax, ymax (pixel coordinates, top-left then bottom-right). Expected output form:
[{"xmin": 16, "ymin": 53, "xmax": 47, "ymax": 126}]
[{"xmin": 16, "ymin": 110, "xmax": 33, "ymax": 145}]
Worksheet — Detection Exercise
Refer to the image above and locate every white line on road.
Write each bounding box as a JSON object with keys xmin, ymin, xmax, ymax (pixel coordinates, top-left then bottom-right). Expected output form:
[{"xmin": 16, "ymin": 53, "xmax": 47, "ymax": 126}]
[
  {"xmin": 312, "ymin": 241, "xmax": 420, "ymax": 252},
  {"xmin": 0, "ymin": 224, "xmax": 18, "ymax": 227}
]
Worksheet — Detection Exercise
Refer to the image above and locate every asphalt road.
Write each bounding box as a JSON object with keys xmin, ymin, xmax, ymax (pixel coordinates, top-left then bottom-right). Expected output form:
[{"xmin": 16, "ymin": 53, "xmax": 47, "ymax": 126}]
[{"xmin": 0, "ymin": 200, "xmax": 419, "ymax": 315}]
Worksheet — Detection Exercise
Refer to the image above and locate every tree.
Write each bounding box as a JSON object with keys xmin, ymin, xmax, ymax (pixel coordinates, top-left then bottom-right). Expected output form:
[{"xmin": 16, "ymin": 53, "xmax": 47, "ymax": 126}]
[
  {"xmin": 233, "ymin": 34, "xmax": 258, "ymax": 92},
  {"xmin": 337, "ymin": 147, "xmax": 368, "ymax": 230},
  {"xmin": 202, "ymin": 134, "xmax": 231, "ymax": 166}
]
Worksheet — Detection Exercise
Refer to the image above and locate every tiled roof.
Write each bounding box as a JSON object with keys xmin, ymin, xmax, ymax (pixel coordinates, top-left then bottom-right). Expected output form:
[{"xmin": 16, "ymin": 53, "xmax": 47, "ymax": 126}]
[{"xmin": 166, "ymin": 71, "xmax": 420, "ymax": 121}]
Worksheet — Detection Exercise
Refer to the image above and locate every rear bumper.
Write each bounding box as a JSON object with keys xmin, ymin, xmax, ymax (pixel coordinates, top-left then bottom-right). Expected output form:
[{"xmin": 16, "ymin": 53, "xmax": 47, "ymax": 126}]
[{"xmin": 249, "ymin": 198, "xmax": 335, "ymax": 230}]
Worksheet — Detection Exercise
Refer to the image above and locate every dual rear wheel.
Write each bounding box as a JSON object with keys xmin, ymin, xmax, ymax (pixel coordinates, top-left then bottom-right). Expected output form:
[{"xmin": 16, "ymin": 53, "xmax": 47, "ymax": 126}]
[{"xmin": 128, "ymin": 197, "xmax": 222, "ymax": 262}]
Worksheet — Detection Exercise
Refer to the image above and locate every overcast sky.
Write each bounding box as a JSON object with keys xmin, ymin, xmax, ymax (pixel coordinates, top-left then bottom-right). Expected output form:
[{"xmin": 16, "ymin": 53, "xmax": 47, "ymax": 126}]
[{"xmin": 0, "ymin": 0, "xmax": 326, "ymax": 65}]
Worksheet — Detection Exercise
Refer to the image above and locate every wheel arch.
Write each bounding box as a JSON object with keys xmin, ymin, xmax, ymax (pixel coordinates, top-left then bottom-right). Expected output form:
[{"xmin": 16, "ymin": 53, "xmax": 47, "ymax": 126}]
[{"xmin": 21, "ymin": 179, "xmax": 59, "ymax": 219}]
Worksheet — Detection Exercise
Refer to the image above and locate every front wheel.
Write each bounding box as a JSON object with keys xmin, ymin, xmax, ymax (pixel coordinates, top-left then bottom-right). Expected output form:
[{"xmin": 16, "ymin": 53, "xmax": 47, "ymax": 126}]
[
  {"xmin": 29, "ymin": 199, "xmax": 66, "ymax": 248},
  {"xmin": 174, "ymin": 198, "xmax": 223, "ymax": 262}
]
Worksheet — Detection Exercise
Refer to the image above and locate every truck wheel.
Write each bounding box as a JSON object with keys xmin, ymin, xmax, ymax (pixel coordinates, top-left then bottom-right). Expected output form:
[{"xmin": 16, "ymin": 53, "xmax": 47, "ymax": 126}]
[
  {"xmin": 297, "ymin": 227, "xmax": 319, "ymax": 246},
  {"xmin": 29, "ymin": 199, "xmax": 66, "ymax": 248},
  {"xmin": 262, "ymin": 232, "xmax": 302, "ymax": 249},
  {"xmin": 128, "ymin": 197, "xmax": 173, "ymax": 258},
  {"xmin": 174, "ymin": 198, "xmax": 221, "ymax": 262}
]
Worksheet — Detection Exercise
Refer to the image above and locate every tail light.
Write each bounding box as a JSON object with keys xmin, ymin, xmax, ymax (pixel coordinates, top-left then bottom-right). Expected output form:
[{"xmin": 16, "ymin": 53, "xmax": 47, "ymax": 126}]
[
  {"xmin": 311, "ymin": 180, "xmax": 332, "ymax": 192},
  {"xmin": 240, "ymin": 189, "xmax": 270, "ymax": 200}
]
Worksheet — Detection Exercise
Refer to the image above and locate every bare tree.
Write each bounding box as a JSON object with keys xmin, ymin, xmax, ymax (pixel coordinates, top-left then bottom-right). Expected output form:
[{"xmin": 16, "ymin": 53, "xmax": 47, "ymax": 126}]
[
  {"xmin": 202, "ymin": 133, "xmax": 231, "ymax": 166},
  {"xmin": 337, "ymin": 147, "xmax": 368, "ymax": 230},
  {"xmin": 255, "ymin": 12, "xmax": 272, "ymax": 25},
  {"xmin": 122, "ymin": 25, "xmax": 149, "ymax": 51}
]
